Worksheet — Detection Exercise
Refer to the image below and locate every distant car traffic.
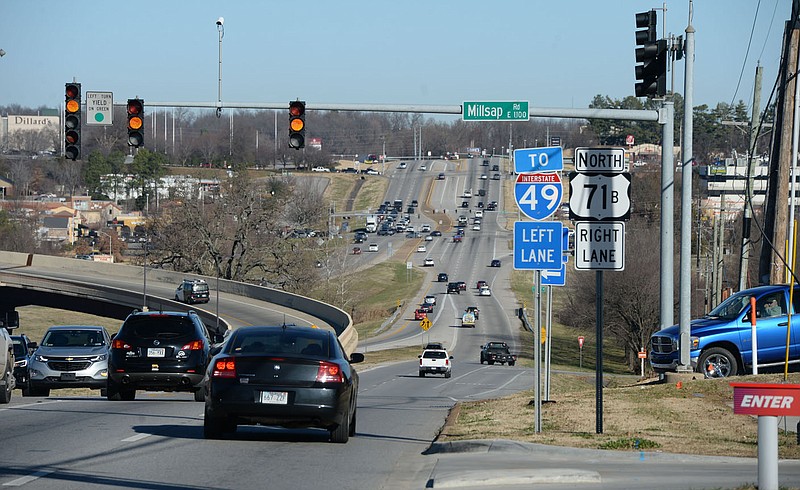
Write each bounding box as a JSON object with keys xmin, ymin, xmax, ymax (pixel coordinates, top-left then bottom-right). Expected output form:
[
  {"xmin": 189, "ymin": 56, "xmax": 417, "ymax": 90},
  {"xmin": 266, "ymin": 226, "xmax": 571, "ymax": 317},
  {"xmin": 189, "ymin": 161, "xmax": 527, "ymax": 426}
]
[
  {"xmin": 203, "ymin": 325, "xmax": 364, "ymax": 443},
  {"xmin": 424, "ymin": 258, "xmax": 435, "ymax": 266},
  {"xmin": 175, "ymin": 278, "xmax": 210, "ymax": 304},
  {"xmin": 418, "ymin": 348, "xmax": 453, "ymax": 378},
  {"xmin": 479, "ymin": 286, "xmax": 492, "ymax": 296},
  {"xmin": 417, "ymin": 245, "xmax": 427, "ymax": 253},
  {"xmin": 368, "ymin": 243, "xmax": 379, "ymax": 252},
  {"xmin": 438, "ymin": 273, "xmax": 449, "ymax": 282},
  {"xmin": 414, "ymin": 309, "xmax": 428, "ymax": 321},
  {"xmin": 447, "ymin": 282, "xmax": 461, "ymax": 294},
  {"xmin": 490, "ymin": 259, "xmax": 502, "ymax": 267},
  {"xmin": 480, "ymin": 342, "xmax": 516, "ymax": 366},
  {"xmin": 438, "ymin": 173, "xmax": 445, "ymax": 180},
  {"xmin": 398, "ymin": 162, "xmax": 407, "ymax": 169},
  {"xmin": 419, "ymin": 164, "xmax": 427, "ymax": 171},
  {"xmin": 353, "ymin": 247, "xmax": 362, "ymax": 255},
  {"xmin": 311, "ymin": 166, "xmax": 330, "ymax": 172},
  {"xmin": 424, "ymin": 295, "xmax": 437, "ymax": 306},
  {"xmin": 431, "ymin": 230, "xmax": 442, "ymax": 237}
]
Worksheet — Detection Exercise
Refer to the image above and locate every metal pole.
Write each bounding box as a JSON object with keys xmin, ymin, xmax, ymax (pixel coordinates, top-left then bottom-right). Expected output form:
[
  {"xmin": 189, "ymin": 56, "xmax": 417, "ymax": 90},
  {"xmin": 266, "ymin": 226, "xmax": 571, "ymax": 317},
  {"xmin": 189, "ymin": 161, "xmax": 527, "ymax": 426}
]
[
  {"xmin": 595, "ymin": 270, "xmax": 604, "ymax": 434},
  {"xmin": 661, "ymin": 100, "xmax": 675, "ymax": 334},
  {"xmin": 545, "ymin": 285, "xmax": 552, "ymax": 401},
  {"xmin": 758, "ymin": 416, "xmax": 779, "ymax": 490},
  {"xmin": 534, "ymin": 270, "xmax": 542, "ymax": 433},
  {"xmin": 216, "ymin": 19, "xmax": 224, "ymax": 118},
  {"xmin": 677, "ymin": 7, "xmax": 694, "ymax": 372}
]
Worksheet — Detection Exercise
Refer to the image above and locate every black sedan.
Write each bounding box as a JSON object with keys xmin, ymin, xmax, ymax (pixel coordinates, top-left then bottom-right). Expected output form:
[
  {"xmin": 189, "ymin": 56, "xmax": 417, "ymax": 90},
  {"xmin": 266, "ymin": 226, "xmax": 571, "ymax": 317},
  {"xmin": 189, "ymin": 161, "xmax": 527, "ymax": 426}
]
[{"xmin": 203, "ymin": 325, "xmax": 364, "ymax": 443}]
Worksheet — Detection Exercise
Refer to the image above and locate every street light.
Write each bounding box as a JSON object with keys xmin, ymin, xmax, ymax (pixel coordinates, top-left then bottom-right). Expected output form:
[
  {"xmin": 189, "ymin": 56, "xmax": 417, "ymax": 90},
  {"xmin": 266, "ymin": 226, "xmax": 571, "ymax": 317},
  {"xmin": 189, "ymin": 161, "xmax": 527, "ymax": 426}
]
[
  {"xmin": 215, "ymin": 255, "xmax": 231, "ymax": 332},
  {"xmin": 97, "ymin": 229, "xmax": 114, "ymax": 263},
  {"xmin": 216, "ymin": 17, "xmax": 224, "ymax": 118}
]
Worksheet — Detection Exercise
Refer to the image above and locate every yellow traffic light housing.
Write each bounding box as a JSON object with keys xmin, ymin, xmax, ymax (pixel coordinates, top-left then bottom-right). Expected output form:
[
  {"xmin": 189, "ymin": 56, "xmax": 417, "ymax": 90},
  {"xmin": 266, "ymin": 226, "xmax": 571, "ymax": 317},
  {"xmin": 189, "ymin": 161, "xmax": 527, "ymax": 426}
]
[
  {"xmin": 127, "ymin": 98, "xmax": 145, "ymax": 147},
  {"xmin": 289, "ymin": 100, "xmax": 306, "ymax": 149},
  {"xmin": 64, "ymin": 83, "xmax": 81, "ymax": 160}
]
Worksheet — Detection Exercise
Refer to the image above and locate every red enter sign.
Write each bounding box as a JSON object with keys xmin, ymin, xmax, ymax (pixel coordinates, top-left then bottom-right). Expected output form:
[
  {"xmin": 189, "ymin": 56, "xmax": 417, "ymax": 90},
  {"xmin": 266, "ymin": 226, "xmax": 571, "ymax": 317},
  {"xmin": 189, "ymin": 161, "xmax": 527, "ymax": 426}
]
[{"xmin": 730, "ymin": 383, "xmax": 800, "ymax": 416}]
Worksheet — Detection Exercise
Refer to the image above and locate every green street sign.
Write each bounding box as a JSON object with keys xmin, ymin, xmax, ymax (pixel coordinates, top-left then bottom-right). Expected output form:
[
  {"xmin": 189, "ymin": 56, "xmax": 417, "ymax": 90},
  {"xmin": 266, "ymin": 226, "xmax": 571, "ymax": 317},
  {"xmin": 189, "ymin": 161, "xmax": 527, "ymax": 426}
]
[{"xmin": 463, "ymin": 101, "xmax": 529, "ymax": 121}]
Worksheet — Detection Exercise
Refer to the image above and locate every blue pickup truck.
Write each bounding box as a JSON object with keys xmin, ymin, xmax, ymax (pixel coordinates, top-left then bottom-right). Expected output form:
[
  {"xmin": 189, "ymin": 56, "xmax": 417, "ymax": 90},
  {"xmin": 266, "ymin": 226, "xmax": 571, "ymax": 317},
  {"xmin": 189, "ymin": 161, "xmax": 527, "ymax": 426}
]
[{"xmin": 649, "ymin": 284, "xmax": 800, "ymax": 378}]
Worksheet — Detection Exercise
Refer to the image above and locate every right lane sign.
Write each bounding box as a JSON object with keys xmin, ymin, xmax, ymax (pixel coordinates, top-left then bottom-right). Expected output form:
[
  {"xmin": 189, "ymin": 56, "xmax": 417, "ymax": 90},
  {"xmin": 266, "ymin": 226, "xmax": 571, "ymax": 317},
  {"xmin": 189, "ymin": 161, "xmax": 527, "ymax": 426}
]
[{"xmin": 575, "ymin": 222, "xmax": 625, "ymax": 270}]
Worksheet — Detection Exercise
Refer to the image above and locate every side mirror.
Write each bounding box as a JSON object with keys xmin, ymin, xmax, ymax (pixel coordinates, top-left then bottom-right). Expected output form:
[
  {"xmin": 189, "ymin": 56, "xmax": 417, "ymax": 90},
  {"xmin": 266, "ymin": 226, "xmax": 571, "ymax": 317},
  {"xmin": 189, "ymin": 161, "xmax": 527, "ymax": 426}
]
[
  {"xmin": 418, "ymin": 354, "xmax": 422, "ymax": 358},
  {"xmin": 209, "ymin": 345, "xmax": 223, "ymax": 356},
  {"xmin": 350, "ymin": 352, "xmax": 365, "ymax": 364},
  {"xmin": 449, "ymin": 356, "xmax": 454, "ymax": 360}
]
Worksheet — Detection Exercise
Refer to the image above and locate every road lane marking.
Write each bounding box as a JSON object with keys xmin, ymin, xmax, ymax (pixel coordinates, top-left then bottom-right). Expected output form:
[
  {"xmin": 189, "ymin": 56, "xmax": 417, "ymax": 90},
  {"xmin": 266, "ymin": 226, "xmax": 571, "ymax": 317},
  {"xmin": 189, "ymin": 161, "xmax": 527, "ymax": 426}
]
[
  {"xmin": 121, "ymin": 433, "xmax": 151, "ymax": 443},
  {"xmin": 3, "ymin": 470, "xmax": 54, "ymax": 487}
]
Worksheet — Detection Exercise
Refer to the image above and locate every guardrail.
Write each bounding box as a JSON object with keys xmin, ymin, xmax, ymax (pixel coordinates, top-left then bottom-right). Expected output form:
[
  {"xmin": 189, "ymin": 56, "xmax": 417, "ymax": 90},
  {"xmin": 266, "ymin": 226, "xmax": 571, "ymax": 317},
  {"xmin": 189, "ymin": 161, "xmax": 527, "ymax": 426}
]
[{"xmin": 0, "ymin": 251, "xmax": 358, "ymax": 354}]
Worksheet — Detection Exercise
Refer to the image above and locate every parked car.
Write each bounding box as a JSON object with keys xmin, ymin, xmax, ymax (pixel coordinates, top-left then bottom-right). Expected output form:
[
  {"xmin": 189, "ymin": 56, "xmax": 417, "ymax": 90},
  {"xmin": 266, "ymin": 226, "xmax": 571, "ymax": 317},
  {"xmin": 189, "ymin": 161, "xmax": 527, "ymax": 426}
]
[
  {"xmin": 175, "ymin": 279, "xmax": 210, "ymax": 305},
  {"xmin": 27, "ymin": 325, "xmax": 112, "ymax": 397},
  {"xmin": 418, "ymin": 348, "xmax": 453, "ymax": 378},
  {"xmin": 203, "ymin": 325, "xmax": 364, "ymax": 443},
  {"xmin": 480, "ymin": 342, "xmax": 516, "ymax": 365},
  {"xmin": 10, "ymin": 334, "xmax": 36, "ymax": 395},
  {"xmin": 649, "ymin": 284, "xmax": 800, "ymax": 378},
  {"xmin": 490, "ymin": 259, "xmax": 502, "ymax": 267},
  {"xmin": 311, "ymin": 166, "xmax": 330, "ymax": 172},
  {"xmin": 438, "ymin": 273, "xmax": 449, "ymax": 282},
  {"xmin": 108, "ymin": 310, "xmax": 222, "ymax": 401}
]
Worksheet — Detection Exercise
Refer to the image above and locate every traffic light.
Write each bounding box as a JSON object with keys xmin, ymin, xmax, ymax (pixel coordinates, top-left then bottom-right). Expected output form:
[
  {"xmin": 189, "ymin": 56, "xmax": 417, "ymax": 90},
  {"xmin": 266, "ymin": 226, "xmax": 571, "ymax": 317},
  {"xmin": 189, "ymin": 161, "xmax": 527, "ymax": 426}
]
[
  {"xmin": 64, "ymin": 83, "xmax": 81, "ymax": 160},
  {"xmin": 127, "ymin": 98, "xmax": 145, "ymax": 147},
  {"xmin": 634, "ymin": 11, "xmax": 666, "ymax": 98},
  {"xmin": 289, "ymin": 100, "xmax": 305, "ymax": 149}
]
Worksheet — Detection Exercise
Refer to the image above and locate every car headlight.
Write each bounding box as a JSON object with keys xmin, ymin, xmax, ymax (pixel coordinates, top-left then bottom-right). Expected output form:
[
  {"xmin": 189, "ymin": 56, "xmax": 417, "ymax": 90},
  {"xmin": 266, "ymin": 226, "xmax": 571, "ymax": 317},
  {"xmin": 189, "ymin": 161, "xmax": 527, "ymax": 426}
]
[
  {"xmin": 91, "ymin": 354, "xmax": 108, "ymax": 362},
  {"xmin": 14, "ymin": 359, "xmax": 27, "ymax": 368},
  {"xmin": 34, "ymin": 354, "xmax": 49, "ymax": 362},
  {"xmin": 690, "ymin": 336, "xmax": 700, "ymax": 350}
]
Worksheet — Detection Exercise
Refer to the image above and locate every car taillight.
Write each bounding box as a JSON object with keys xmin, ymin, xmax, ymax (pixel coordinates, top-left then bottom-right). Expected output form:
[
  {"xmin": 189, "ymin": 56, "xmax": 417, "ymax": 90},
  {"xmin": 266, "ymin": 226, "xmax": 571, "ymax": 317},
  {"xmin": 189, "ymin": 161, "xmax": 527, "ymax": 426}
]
[
  {"xmin": 445, "ymin": 359, "xmax": 450, "ymax": 366},
  {"xmin": 213, "ymin": 357, "xmax": 236, "ymax": 378},
  {"xmin": 316, "ymin": 361, "xmax": 343, "ymax": 383},
  {"xmin": 112, "ymin": 339, "xmax": 131, "ymax": 350},
  {"xmin": 182, "ymin": 340, "xmax": 204, "ymax": 350}
]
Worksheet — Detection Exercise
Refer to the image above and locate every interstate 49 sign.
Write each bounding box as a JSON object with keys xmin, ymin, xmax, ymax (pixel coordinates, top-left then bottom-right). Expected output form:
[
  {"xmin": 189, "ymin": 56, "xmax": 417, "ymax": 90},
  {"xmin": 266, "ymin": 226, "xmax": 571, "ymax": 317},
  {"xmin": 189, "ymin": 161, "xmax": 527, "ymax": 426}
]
[{"xmin": 514, "ymin": 172, "xmax": 562, "ymax": 220}]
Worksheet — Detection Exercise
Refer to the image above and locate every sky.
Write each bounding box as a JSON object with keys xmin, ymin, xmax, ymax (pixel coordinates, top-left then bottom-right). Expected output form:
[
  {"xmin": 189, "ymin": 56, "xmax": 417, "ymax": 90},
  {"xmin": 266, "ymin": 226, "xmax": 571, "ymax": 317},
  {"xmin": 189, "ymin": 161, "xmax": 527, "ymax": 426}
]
[{"xmin": 0, "ymin": 0, "xmax": 791, "ymax": 118}]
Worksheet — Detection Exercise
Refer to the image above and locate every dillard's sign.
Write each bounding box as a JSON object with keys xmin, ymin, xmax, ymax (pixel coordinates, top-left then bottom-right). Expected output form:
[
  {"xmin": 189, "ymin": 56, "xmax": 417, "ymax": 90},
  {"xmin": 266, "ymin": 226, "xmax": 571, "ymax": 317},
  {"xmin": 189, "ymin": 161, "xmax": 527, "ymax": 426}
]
[{"xmin": 7, "ymin": 115, "xmax": 59, "ymax": 132}]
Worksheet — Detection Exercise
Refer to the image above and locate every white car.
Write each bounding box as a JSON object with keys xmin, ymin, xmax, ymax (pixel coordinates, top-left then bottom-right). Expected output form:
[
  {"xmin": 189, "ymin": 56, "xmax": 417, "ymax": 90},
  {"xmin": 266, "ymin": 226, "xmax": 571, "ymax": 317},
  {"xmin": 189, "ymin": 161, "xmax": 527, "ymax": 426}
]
[
  {"xmin": 366, "ymin": 168, "xmax": 379, "ymax": 175},
  {"xmin": 424, "ymin": 258, "xmax": 435, "ymax": 267},
  {"xmin": 480, "ymin": 174, "xmax": 488, "ymax": 180},
  {"xmin": 475, "ymin": 210, "xmax": 483, "ymax": 218},
  {"xmin": 311, "ymin": 166, "xmax": 330, "ymax": 172},
  {"xmin": 424, "ymin": 295, "xmax": 437, "ymax": 305},
  {"xmin": 368, "ymin": 243, "xmax": 379, "ymax": 252},
  {"xmin": 425, "ymin": 235, "xmax": 433, "ymax": 241},
  {"xmin": 479, "ymin": 286, "xmax": 492, "ymax": 296},
  {"xmin": 463, "ymin": 190, "xmax": 472, "ymax": 198},
  {"xmin": 398, "ymin": 162, "xmax": 407, "ymax": 169},
  {"xmin": 420, "ymin": 224, "xmax": 431, "ymax": 232},
  {"xmin": 417, "ymin": 245, "xmax": 427, "ymax": 253},
  {"xmin": 419, "ymin": 164, "xmax": 427, "ymax": 171},
  {"xmin": 472, "ymin": 224, "xmax": 481, "ymax": 231}
]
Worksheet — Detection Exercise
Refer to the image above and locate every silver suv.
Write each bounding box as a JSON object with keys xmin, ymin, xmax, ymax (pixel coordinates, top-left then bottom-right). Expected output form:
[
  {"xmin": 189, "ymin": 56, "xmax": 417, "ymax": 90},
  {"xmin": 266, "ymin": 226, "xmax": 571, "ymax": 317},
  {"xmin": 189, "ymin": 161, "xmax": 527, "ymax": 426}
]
[
  {"xmin": 175, "ymin": 279, "xmax": 210, "ymax": 304},
  {"xmin": 27, "ymin": 325, "xmax": 111, "ymax": 397}
]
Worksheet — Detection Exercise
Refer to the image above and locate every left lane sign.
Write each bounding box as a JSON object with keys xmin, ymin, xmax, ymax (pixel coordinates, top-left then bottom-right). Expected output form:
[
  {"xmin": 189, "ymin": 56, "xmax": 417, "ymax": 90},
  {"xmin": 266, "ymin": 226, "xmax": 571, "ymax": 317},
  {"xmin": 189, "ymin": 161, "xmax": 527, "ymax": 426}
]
[{"xmin": 513, "ymin": 221, "xmax": 563, "ymax": 270}]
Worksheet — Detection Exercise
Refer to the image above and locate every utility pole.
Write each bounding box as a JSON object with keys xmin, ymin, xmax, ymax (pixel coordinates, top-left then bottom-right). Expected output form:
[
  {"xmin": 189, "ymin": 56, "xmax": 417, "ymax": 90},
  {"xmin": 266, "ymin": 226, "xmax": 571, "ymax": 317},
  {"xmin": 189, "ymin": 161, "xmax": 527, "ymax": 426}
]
[
  {"xmin": 739, "ymin": 64, "xmax": 763, "ymax": 290},
  {"xmin": 760, "ymin": 13, "xmax": 799, "ymax": 284}
]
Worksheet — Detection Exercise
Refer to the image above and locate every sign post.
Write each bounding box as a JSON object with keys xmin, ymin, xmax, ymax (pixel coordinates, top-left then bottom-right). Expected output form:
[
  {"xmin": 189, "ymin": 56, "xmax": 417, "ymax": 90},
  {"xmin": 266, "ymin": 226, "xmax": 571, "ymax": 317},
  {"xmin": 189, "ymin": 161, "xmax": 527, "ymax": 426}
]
[
  {"xmin": 731, "ymin": 383, "xmax": 800, "ymax": 490},
  {"xmin": 578, "ymin": 336, "xmax": 585, "ymax": 368}
]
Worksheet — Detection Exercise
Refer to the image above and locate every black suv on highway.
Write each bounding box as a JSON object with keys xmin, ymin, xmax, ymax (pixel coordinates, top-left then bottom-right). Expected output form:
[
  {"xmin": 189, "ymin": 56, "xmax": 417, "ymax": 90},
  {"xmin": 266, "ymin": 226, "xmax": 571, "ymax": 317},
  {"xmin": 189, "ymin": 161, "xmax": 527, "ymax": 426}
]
[{"xmin": 108, "ymin": 310, "xmax": 222, "ymax": 401}]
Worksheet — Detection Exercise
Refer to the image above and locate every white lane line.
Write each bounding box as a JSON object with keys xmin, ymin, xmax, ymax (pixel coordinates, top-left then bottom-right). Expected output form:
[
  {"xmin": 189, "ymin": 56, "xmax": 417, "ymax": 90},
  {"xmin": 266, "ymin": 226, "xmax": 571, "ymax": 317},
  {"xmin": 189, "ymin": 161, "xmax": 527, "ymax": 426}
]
[
  {"xmin": 121, "ymin": 433, "xmax": 151, "ymax": 443},
  {"xmin": 0, "ymin": 400, "xmax": 63, "ymax": 411},
  {"xmin": 3, "ymin": 470, "xmax": 54, "ymax": 487}
]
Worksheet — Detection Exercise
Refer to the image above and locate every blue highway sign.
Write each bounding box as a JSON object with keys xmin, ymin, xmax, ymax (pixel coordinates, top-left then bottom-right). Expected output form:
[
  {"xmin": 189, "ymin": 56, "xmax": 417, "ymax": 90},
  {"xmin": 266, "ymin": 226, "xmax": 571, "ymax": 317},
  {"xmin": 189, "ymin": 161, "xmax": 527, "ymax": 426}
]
[
  {"xmin": 513, "ymin": 221, "xmax": 564, "ymax": 270},
  {"xmin": 514, "ymin": 146, "xmax": 563, "ymax": 173},
  {"xmin": 541, "ymin": 263, "xmax": 566, "ymax": 287}
]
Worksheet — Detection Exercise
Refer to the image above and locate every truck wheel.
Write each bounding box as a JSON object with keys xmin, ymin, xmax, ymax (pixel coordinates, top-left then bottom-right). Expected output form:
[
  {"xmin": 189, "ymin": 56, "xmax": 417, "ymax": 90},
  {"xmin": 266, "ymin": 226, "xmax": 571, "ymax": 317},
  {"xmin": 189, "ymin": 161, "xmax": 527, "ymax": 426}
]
[
  {"xmin": 0, "ymin": 368, "xmax": 12, "ymax": 404},
  {"xmin": 419, "ymin": 371, "xmax": 425, "ymax": 377},
  {"xmin": 698, "ymin": 347, "xmax": 739, "ymax": 378},
  {"xmin": 488, "ymin": 361, "xmax": 495, "ymax": 365},
  {"xmin": 509, "ymin": 361, "xmax": 515, "ymax": 366}
]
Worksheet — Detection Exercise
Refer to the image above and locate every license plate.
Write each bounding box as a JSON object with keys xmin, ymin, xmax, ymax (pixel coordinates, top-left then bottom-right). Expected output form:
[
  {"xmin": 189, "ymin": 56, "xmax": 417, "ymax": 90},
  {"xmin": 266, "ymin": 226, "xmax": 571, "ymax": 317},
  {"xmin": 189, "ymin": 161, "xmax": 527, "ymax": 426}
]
[
  {"xmin": 60, "ymin": 372, "xmax": 76, "ymax": 381},
  {"xmin": 147, "ymin": 348, "xmax": 165, "ymax": 357},
  {"xmin": 259, "ymin": 391, "xmax": 288, "ymax": 405}
]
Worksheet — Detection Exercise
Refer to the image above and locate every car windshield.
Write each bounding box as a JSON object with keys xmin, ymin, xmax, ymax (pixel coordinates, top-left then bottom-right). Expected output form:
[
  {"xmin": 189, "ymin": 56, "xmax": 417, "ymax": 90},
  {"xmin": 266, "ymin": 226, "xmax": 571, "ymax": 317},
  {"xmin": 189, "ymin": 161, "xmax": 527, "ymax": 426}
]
[
  {"xmin": 229, "ymin": 330, "xmax": 331, "ymax": 357},
  {"xmin": 707, "ymin": 292, "xmax": 760, "ymax": 320},
  {"xmin": 42, "ymin": 329, "xmax": 104, "ymax": 347},
  {"xmin": 12, "ymin": 342, "xmax": 26, "ymax": 356}
]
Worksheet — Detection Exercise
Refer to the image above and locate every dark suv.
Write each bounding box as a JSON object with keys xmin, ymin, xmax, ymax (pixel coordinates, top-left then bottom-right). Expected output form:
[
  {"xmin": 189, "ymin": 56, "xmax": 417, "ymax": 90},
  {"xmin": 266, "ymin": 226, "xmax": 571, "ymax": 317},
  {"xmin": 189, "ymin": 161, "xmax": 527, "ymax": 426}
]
[
  {"xmin": 447, "ymin": 282, "xmax": 461, "ymax": 294},
  {"xmin": 108, "ymin": 310, "xmax": 221, "ymax": 401},
  {"xmin": 11, "ymin": 334, "xmax": 37, "ymax": 395}
]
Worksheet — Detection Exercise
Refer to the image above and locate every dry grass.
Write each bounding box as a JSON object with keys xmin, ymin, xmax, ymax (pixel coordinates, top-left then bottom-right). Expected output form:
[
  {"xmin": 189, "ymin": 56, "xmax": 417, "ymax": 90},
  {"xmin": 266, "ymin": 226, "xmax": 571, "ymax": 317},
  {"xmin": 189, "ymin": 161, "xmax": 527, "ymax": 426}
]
[{"xmin": 439, "ymin": 372, "xmax": 800, "ymax": 460}]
